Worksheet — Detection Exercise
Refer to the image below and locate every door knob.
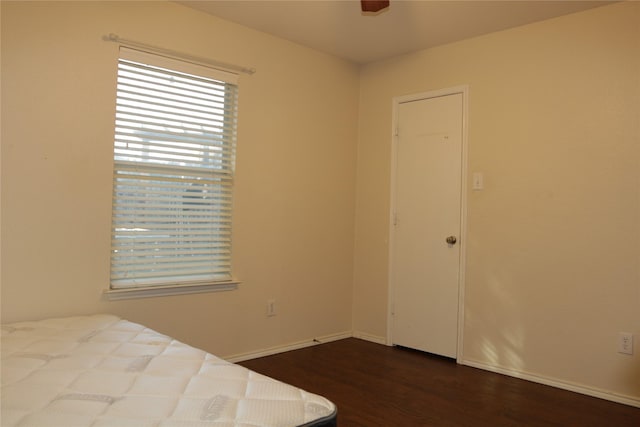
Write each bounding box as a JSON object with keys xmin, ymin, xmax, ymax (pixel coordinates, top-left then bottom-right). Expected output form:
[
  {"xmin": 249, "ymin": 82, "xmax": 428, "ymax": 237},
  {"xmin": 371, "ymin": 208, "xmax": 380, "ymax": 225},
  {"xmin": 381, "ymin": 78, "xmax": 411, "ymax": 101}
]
[{"xmin": 446, "ymin": 236, "xmax": 457, "ymax": 245}]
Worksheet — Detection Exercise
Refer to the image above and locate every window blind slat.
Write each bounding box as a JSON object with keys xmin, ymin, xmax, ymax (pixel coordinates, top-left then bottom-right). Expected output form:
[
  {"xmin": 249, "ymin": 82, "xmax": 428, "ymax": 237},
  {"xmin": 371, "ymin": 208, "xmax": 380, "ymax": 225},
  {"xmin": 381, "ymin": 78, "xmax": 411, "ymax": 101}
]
[
  {"xmin": 113, "ymin": 146, "xmax": 234, "ymax": 163},
  {"xmin": 115, "ymin": 123, "xmax": 230, "ymax": 147},
  {"xmin": 112, "ymin": 247, "xmax": 229, "ymax": 257},
  {"xmin": 116, "ymin": 97, "xmax": 230, "ymax": 125},
  {"xmin": 116, "ymin": 84, "xmax": 233, "ymax": 113},
  {"xmin": 112, "ymin": 257, "xmax": 231, "ymax": 271},
  {"xmin": 114, "ymin": 160, "xmax": 233, "ymax": 178},
  {"xmin": 117, "ymin": 72, "xmax": 231, "ymax": 102},
  {"xmin": 114, "ymin": 107, "xmax": 237, "ymax": 130}
]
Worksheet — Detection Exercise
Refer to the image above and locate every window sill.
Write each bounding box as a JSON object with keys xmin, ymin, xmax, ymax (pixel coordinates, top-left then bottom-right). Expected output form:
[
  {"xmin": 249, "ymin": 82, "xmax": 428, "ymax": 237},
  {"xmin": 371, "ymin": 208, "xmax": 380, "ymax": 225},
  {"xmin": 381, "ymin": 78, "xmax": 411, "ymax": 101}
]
[{"xmin": 103, "ymin": 280, "xmax": 240, "ymax": 301}]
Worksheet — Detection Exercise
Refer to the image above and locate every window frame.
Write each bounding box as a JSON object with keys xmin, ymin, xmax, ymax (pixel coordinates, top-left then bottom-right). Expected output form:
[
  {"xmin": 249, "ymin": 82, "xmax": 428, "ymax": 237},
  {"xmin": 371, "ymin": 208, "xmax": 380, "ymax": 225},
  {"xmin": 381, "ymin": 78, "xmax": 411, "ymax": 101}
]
[{"xmin": 105, "ymin": 47, "xmax": 241, "ymax": 300}]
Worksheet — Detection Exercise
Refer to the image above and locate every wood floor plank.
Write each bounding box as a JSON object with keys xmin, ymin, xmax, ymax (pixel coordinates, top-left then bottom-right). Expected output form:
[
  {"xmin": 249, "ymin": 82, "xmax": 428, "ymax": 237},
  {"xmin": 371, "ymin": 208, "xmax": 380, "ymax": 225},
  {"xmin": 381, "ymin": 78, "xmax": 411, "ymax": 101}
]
[{"xmin": 239, "ymin": 338, "xmax": 640, "ymax": 426}]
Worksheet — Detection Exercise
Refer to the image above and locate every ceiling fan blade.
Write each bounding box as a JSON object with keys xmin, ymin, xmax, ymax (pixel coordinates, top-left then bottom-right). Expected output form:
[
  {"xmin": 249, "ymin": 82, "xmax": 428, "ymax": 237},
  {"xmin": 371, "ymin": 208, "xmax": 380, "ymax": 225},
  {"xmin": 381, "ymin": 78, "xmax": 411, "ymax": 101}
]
[{"xmin": 361, "ymin": 0, "xmax": 390, "ymax": 13}]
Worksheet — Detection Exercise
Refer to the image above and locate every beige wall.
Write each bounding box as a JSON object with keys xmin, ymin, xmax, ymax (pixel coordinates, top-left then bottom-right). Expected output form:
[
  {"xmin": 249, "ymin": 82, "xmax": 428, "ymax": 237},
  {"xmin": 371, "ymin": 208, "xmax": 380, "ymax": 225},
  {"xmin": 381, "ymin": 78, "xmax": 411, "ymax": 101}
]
[
  {"xmin": 0, "ymin": 1, "xmax": 358, "ymax": 357},
  {"xmin": 353, "ymin": 2, "xmax": 639, "ymax": 401}
]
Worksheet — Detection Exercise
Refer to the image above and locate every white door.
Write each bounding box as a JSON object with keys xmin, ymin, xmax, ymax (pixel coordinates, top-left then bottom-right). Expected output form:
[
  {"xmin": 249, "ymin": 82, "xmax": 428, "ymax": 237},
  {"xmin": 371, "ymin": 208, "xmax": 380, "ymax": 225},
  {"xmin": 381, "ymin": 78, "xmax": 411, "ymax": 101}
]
[{"xmin": 391, "ymin": 91, "xmax": 464, "ymax": 359}]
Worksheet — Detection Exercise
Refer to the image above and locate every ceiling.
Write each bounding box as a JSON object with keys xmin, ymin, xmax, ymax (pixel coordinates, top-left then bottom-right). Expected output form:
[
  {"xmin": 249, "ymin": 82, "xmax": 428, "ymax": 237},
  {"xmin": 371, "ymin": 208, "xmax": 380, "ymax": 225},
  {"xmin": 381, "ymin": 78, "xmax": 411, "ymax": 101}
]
[{"xmin": 176, "ymin": 1, "xmax": 612, "ymax": 64}]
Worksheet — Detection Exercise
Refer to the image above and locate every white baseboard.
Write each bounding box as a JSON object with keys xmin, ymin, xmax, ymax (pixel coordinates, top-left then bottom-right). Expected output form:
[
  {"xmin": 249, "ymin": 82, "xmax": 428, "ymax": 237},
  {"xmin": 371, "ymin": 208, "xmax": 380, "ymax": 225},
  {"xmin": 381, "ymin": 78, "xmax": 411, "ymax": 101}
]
[
  {"xmin": 462, "ymin": 358, "xmax": 640, "ymax": 408},
  {"xmin": 224, "ymin": 332, "xmax": 639, "ymax": 408},
  {"xmin": 224, "ymin": 330, "xmax": 352, "ymax": 363},
  {"xmin": 352, "ymin": 330, "xmax": 388, "ymax": 345}
]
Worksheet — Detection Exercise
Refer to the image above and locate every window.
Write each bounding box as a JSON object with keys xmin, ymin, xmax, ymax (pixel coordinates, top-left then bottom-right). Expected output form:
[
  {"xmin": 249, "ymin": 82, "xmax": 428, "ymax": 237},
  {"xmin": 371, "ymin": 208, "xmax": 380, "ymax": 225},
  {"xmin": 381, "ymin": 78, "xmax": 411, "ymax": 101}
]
[{"xmin": 108, "ymin": 47, "xmax": 239, "ymax": 297}]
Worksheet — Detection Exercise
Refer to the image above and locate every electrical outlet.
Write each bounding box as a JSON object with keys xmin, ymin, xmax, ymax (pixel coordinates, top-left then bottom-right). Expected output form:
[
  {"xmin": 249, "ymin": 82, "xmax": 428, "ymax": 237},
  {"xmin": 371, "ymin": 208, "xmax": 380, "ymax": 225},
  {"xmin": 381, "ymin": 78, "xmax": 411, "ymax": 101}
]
[
  {"xmin": 267, "ymin": 299, "xmax": 276, "ymax": 317},
  {"xmin": 618, "ymin": 332, "xmax": 633, "ymax": 355}
]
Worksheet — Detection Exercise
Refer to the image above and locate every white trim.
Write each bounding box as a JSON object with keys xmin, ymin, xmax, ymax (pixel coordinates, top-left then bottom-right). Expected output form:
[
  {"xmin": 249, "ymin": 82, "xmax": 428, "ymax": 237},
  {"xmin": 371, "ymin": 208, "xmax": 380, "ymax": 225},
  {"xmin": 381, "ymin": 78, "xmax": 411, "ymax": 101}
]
[
  {"xmin": 457, "ymin": 85, "xmax": 470, "ymax": 363},
  {"xmin": 103, "ymin": 280, "xmax": 240, "ymax": 300},
  {"xmin": 387, "ymin": 85, "xmax": 470, "ymax": 362},
  {"xmin": 219, "ymin": 330, "xmax": 640, "ymax": 408},
  {"xmin": 224, "ymin": 331, "xmax": 352, "ymax": 363},
  {"xmin": 386, "ymin": 96, "xmax": 399, "ymax": 347},
  {"xmin": 463, "ymin": 358, "xmax": 640, "ymax": 408},
  {"xmin": 352, "ymin": 330, "xmax": 388, "ymax": 345}
]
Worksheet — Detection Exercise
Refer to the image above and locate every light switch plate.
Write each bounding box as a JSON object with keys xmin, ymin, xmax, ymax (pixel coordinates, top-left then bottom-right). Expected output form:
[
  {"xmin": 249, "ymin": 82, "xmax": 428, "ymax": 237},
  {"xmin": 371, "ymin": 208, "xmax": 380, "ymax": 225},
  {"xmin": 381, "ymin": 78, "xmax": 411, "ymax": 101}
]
[{"xmin": 472, "ymin": 172, "xmax": 484, "ymax": 190}]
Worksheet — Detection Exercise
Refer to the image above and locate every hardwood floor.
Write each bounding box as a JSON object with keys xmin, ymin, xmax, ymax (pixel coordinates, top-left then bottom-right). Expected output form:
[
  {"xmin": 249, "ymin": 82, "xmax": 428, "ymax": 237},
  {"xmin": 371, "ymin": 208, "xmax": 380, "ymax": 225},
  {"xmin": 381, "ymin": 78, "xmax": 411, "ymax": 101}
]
[{"xmin": 239, "ymin": 338, "xmax": 640, "ymax": 426}]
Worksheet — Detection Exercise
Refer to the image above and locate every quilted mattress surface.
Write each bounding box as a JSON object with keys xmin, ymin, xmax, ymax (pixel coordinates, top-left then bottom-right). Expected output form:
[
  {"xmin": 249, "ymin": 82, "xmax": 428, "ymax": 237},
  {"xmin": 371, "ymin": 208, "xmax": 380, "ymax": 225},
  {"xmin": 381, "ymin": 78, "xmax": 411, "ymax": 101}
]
[{"xmin": 1, "ymin": 314, "xmax": 336, "ymax": 427}]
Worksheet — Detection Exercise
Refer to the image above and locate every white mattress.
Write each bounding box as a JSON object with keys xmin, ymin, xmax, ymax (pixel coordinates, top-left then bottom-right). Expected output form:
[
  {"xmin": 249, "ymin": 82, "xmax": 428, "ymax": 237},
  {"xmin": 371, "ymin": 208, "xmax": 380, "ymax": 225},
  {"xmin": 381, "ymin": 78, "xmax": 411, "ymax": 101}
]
[{"xmin": 1, "ymin": 314, "xmax": 336, "ymax": 427}]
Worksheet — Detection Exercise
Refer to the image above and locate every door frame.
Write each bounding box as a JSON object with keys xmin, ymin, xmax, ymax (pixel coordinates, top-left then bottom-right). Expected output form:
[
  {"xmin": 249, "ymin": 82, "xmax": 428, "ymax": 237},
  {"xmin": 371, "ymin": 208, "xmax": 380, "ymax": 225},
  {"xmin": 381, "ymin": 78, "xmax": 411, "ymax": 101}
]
[{"xmin": 387, "ymin": 85, "xmax": 469, "ymax": 363}]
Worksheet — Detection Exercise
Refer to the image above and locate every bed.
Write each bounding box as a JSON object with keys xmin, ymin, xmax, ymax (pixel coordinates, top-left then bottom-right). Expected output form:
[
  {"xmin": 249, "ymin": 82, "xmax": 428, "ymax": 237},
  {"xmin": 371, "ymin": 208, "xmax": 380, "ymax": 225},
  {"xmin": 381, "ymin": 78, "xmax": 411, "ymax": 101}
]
[{"xmin": 1, "ymin": 314, "xmax": 337, "ymax": 427}]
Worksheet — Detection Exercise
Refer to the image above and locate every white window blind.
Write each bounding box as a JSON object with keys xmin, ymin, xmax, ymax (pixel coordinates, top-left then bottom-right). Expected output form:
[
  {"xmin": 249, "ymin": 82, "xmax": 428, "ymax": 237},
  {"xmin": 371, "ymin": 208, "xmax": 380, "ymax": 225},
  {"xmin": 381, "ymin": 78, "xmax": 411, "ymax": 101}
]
[{"xmin": 110, "ymin": 47, "xmax": 238, "ymax": 289}]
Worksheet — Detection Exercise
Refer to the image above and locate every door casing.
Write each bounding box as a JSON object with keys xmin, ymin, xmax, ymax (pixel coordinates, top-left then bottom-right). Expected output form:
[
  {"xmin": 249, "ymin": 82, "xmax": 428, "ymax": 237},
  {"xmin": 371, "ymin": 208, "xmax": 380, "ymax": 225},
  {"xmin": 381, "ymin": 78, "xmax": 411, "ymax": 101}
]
[{"xmin": 387, "ymin": 85, "xmax": 469, "ymax": 363}]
